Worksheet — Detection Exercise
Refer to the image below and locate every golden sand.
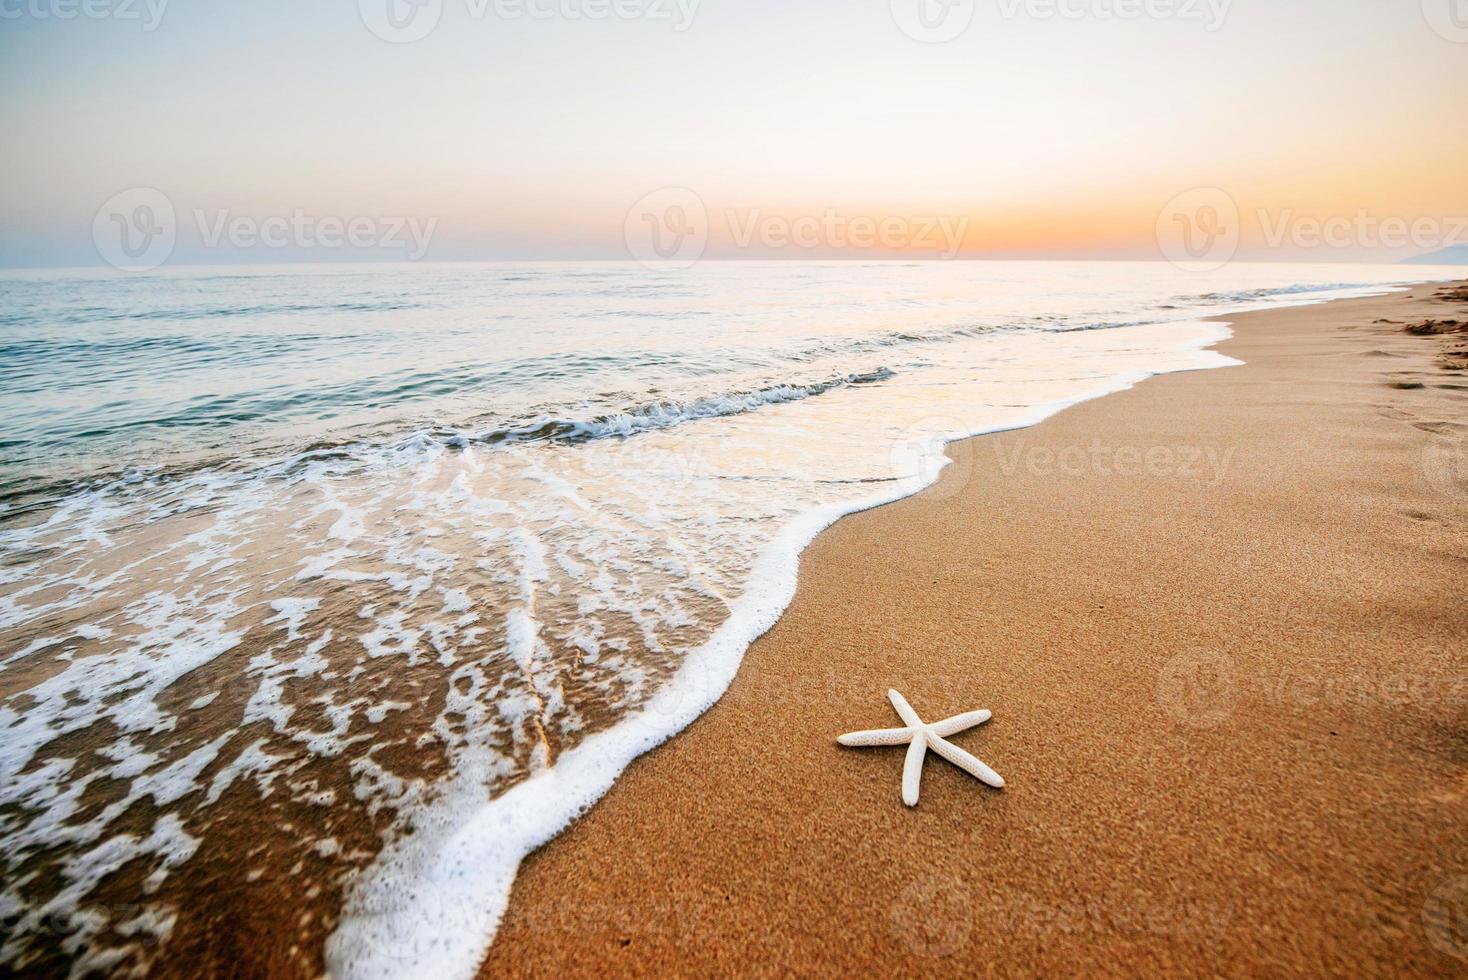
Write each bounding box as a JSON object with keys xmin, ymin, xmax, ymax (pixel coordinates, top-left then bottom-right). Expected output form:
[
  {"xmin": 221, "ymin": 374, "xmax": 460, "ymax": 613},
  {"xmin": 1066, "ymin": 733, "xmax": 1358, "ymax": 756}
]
[{"xmin": 480, "ymin": 283, "xmax": 1468, "ymax": 977}]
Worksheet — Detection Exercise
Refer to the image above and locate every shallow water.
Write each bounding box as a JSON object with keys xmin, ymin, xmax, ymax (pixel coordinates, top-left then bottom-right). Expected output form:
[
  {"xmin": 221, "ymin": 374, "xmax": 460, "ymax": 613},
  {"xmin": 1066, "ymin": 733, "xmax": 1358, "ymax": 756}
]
[{"xmin": 0, "ymin": 260, "xmax": 1453, "ymax": 976}]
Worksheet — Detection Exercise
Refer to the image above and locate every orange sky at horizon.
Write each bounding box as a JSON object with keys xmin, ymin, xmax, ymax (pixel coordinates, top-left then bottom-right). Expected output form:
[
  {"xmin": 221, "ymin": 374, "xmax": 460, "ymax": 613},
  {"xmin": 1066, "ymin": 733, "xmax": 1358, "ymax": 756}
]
[{"xmin": 1, "ymin": 0, "xmax": 1465, "ymax": 266}]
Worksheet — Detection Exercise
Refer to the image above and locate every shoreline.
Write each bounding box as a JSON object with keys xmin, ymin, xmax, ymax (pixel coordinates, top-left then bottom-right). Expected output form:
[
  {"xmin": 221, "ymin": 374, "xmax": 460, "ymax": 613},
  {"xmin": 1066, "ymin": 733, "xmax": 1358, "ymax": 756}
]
[
  {"xmin": 478, "ymin": 281, "xmax": 1468, "ymax": 976},
  {"xmin": 331, "ymin": 318, "xmax": 1244, "ymax": 979},
  {"xmin": 8, "ymin": 274, "xmax": 1456, "ymax": 979}
]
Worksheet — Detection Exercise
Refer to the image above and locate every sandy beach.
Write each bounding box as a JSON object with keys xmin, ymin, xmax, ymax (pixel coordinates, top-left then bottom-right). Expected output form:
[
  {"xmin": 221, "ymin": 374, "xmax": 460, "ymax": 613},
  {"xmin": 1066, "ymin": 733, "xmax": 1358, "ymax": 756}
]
[
  {"xmin": 7, "ymin": 3, "xmax": 1468, "ymax": 975},
  {"xmin": 480, "ymin": 282, "xmax": 1468, "ymax": 977}
]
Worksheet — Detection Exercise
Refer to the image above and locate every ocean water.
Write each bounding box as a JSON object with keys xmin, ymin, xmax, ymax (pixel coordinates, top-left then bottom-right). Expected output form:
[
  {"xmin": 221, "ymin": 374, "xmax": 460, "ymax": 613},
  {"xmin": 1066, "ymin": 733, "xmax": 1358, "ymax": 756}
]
[{"xmin": 0, "ymin": 260, "xmax": 1454, "ymax": 977}]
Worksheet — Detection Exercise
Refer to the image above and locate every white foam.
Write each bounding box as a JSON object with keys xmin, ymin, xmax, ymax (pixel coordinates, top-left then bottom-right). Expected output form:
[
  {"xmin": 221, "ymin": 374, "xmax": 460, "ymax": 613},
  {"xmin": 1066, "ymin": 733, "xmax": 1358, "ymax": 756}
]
[
  {"xmin": 326, "ymin": 322, "xmax": 1242, "ymax": 980},
  {"xmin": 0, "ymin": 269, "xmax": 1434, "ymax": 976}
]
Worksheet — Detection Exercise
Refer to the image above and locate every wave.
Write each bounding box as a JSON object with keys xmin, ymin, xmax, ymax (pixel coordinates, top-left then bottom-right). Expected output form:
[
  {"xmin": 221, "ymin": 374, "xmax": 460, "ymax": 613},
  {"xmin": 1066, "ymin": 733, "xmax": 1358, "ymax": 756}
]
[
  {"xmin": 0, "ymin": 265, "xmax": 1443, "ymax": 978},
  {"xmin": 1176, "ymin": 282, "xmax": 1373, "ymax": 304},
  {"xmin": 325, "ymin": 322, "xmax": 1246, "ymax": 980},
  {"xmin": 3, "ymin": 274, "xmax": 1434, "ymax": 517},
  {"xmin": 0, "ymin": 299, "xmax": 422, "ymax": 329},
  {"xmin": 474, "ymin": 369, "xmax": 895, "ymax": 446},
  {"xmin": 0, "ymin": 368, "xmax": 897, "ymax": 519}
]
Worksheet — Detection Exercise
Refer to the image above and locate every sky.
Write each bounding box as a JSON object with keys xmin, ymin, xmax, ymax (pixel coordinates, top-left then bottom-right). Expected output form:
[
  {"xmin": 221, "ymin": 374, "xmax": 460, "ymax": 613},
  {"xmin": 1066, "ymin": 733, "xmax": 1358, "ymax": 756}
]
[{"xmin": 0, "ymin": 0, "xmax": 1465, "ymax": 267}]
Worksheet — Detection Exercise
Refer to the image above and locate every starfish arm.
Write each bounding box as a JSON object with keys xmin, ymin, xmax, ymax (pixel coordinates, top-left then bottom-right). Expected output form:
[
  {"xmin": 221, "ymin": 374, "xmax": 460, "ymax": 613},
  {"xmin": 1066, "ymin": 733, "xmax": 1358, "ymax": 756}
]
[
  {"xmin": 901, "ymin": 733, "xmax": 927, "ymax": 806},
  {"xmin": 837, "ymin": 727, "xmax": 917, "ymax": 747},
  {"xmin": 929, "ymin": 709, "xmax": 992, "ymax": 738},
  {"xmin": 927, "ymin": 734, "xmax": 1005, "ymax": 789},
  {"xmin": 887, "ymin": 689, "xmax": 924, "ymax": 728}
]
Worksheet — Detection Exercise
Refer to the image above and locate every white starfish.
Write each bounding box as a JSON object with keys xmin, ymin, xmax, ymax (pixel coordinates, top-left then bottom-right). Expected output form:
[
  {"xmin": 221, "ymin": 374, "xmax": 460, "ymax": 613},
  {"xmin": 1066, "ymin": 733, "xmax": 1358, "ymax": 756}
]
[{"xmin": 837, "ymin": 689, "xmax": 1004, "ymax": 807}]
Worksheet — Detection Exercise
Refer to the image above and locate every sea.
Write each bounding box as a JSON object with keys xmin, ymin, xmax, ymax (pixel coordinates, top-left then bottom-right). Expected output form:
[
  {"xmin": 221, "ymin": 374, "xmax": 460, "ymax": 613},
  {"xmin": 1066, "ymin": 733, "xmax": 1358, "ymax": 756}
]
[{"xmin": 0, "ymin": 260, "xmax": 1456, "ymax": 978}]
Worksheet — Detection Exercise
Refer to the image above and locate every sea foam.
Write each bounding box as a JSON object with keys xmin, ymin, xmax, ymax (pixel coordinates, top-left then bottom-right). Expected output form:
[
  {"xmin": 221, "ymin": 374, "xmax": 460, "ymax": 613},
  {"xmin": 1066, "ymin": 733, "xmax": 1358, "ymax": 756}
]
[{"xmin": 0, "ymin": 263, "xmax": 1445, "ymax": 976}]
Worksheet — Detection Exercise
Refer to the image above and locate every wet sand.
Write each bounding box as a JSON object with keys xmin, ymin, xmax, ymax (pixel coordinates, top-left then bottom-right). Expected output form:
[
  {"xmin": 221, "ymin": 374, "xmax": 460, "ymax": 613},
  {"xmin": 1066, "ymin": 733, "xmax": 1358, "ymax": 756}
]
[{"xmin": 481, "ymin": 282, "xmax": 1468, "ymax": 977}]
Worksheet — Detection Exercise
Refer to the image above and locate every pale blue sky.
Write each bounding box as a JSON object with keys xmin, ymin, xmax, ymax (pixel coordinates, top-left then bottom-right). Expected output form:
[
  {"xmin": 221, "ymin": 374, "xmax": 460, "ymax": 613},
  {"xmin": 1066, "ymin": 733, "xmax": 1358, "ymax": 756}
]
[{"xmin": 1, "ymin": 0, "xmax": 1464, "ymax": 266}]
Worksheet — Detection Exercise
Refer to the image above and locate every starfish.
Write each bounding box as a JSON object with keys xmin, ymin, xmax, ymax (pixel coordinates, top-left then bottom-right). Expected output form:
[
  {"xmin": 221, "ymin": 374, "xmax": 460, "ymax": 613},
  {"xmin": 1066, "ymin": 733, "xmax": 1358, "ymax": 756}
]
[{"xmin": 837, "ymin": 689, "xmax": 1004, "ymax": 807}]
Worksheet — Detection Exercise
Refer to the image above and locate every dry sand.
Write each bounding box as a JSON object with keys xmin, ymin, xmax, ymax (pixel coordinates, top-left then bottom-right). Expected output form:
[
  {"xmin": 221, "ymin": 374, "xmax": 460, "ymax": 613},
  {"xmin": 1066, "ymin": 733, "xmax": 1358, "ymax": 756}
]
[{"xmin": 480, "ymin": 283, "xmax": 1468, "ymax": 977}]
